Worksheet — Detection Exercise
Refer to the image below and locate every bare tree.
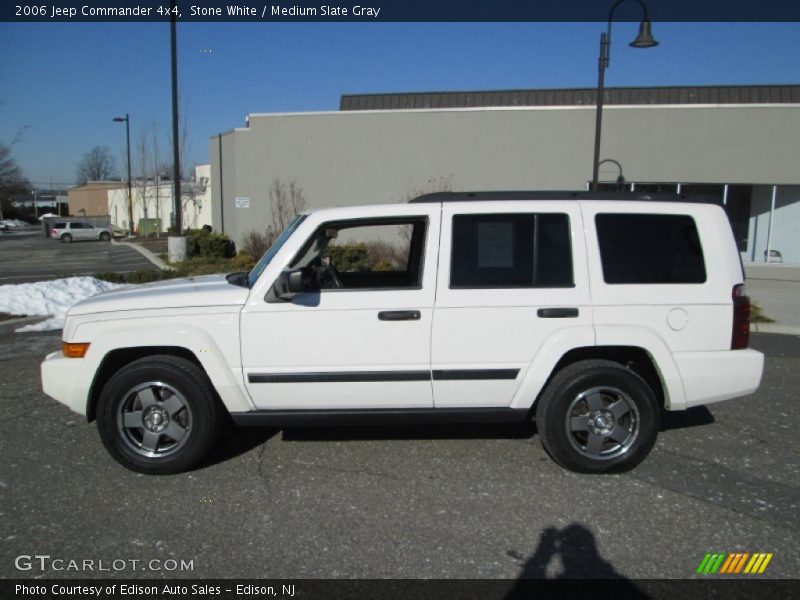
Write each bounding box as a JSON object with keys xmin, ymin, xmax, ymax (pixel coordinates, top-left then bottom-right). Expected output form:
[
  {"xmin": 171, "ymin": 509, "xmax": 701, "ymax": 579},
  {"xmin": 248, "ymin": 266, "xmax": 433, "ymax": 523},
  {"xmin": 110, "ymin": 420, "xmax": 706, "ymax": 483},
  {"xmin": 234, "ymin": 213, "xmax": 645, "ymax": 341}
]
[
  {"xmin": 396, "ymin": 174, "xmax": 455, "ymax": 251},
  {"xmin": 134, "ymin": 118, "xmax": 167, "ymax": 236},
  {"xmin": 241, "ymin": 179, "xmax": 308, "ymax": 257},
  {"xmin": 136, "ymin": 127, "xmax": 153, "ymax": 224},
  {"xmin": 76, "ymin": 145, "xmax": 117, "ymax": 185},
  {"xmin": 268, "ymin": 178, "xmax": 307, "ymax": 239},
  {"xmin": 0, "ymin": 127, "xmax": 32, "ymax": 220}
]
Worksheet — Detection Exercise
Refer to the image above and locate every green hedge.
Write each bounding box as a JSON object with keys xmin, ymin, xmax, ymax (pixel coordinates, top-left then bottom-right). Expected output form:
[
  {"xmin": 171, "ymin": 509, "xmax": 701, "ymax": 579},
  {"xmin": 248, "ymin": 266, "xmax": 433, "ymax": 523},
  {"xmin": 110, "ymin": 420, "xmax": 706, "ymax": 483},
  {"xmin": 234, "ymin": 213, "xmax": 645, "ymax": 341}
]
[{"xmin": 185, "ymin": 229, "xmax": 236, "ymax": 259}]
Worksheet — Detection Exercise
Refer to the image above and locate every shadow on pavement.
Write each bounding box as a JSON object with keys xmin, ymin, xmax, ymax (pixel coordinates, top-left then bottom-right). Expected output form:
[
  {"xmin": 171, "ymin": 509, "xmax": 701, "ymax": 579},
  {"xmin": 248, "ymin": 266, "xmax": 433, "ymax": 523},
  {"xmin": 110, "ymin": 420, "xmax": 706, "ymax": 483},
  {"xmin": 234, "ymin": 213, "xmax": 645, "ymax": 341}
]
[
  {"xmin": 506, "ymin": 523, "xmax": 649, "ymax": 597},
  {"xmin": 280, "ymin": 421, "xmax": 537, "ymax": 442},
  {"xmin": 660, "ymin": 405, "xmax": 714, "ymax": 431},
  {"xmin": 200, "ymin": 424, "xmax": 280, "ymax": 468}
]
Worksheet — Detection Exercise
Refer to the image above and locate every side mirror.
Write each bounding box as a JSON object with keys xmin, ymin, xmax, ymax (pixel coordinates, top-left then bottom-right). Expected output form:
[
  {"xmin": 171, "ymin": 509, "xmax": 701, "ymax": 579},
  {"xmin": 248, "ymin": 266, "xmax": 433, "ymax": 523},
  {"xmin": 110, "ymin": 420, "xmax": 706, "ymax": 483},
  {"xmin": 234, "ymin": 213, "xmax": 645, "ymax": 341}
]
[{"xmin": 275, "ymin": 268, "xmax": 308, "ymax": 300}]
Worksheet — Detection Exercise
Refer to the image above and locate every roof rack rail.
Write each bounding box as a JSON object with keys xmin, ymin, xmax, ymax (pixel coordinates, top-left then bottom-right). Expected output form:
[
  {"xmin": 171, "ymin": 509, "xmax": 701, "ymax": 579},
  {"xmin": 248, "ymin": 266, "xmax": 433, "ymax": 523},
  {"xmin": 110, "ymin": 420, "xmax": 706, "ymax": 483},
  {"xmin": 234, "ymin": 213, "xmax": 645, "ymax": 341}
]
[{"xmin": 408, "ymin": 191, "xmax": 721, "ymax": 204}]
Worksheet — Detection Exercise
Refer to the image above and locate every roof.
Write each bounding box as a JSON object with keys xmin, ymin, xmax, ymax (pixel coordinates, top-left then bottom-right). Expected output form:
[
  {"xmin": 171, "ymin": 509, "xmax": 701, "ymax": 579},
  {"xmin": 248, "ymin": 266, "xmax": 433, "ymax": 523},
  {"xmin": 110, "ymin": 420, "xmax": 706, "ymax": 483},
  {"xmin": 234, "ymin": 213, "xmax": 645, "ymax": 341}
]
[
  {"xmin": 408, "ymin": 191, "xmax": 720, "ymax": 204},
  {"xmin": 341, "ymin": 84, "xmax": 800, "ymax": 111}
]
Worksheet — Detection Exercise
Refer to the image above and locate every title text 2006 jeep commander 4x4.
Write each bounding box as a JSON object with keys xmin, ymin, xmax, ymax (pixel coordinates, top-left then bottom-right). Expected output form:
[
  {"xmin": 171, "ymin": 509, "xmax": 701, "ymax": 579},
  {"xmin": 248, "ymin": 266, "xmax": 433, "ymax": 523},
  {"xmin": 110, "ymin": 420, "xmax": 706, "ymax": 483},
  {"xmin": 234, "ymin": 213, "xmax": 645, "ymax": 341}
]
[{"xmin": 41, "ymin": 192, "xmax": 764, "ymax": 474}]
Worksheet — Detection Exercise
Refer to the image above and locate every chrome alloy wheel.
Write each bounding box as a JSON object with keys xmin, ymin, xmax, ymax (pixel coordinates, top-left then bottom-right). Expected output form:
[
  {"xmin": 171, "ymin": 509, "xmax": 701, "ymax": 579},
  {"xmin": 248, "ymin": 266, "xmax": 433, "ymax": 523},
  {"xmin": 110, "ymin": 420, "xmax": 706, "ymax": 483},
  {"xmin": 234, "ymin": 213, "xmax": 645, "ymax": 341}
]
[
  {"xmin": 565, "ymin": 386, "xmax": 639, "ymax": 460},
  {"xmin": 116, "ymin": 381, "xmax": 193, "ymax": 458}
]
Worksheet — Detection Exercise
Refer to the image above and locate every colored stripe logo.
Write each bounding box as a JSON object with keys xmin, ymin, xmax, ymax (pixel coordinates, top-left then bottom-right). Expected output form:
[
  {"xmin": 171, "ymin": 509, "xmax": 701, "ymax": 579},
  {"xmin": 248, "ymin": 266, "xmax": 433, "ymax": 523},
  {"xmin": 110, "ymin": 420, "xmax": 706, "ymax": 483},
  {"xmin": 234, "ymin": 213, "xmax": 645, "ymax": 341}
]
[{"xmin": 697, "ymin": 552, "xmax": 773, "ymax": 574}]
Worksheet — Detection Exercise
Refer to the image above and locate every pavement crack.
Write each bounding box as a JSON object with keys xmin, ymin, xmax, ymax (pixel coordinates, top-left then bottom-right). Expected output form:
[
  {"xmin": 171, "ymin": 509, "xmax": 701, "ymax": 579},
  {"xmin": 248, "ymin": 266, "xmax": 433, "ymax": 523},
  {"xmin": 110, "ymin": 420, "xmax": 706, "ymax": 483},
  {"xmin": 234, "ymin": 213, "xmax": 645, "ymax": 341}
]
[
  {"xmin": 290, "ymin": 459, "xmax": 402, "ymax": 482},
  {"xmin": 255, "ymin": 443, "xmax": 272, "ymax": 489}
]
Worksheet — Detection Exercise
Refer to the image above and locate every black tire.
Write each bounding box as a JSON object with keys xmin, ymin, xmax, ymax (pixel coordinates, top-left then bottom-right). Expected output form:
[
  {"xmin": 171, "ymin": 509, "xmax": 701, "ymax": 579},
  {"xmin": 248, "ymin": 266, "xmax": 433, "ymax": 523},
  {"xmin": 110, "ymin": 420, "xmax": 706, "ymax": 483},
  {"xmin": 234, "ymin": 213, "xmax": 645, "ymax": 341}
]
[
  {"xmin": 535, "ymin": 359, "xmax": 660, "ymax": 474},
  {"xmin": 96, "ymin": 355, "xmax": 222, "ymax": 474},
  {"xmin": 61, "ymin": 233, "xmax": 72, "ymax": 243},
  {"xmin": 99, "ymin": 231, "xmax": 110, "ymax": 241}
]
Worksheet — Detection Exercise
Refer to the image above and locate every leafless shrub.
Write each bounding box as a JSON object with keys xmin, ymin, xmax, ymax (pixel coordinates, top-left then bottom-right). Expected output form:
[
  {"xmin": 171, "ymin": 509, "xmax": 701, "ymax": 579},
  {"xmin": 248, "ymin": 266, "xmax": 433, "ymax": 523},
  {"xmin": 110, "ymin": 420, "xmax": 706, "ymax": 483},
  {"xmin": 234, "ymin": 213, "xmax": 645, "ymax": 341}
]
[
  {"xmin": 241, "ymin": 230, "xmax": 271, "ymax": 259},
  {"xmin": 268, "ymin": 178, "xmax": 307, "ymax": 237},
  {"xmin": 364, "ymin": 240, "xmax": 408, "ymax": 269}
]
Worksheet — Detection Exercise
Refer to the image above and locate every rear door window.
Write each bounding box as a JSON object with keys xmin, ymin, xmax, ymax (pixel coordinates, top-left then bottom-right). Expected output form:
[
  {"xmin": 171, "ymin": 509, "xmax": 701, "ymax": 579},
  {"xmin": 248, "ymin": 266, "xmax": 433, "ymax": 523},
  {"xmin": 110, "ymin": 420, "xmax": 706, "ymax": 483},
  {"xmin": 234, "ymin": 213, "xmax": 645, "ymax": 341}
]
[{"xmin": 450, "ymin": 213, "xmax": 573, "ymax": 288}]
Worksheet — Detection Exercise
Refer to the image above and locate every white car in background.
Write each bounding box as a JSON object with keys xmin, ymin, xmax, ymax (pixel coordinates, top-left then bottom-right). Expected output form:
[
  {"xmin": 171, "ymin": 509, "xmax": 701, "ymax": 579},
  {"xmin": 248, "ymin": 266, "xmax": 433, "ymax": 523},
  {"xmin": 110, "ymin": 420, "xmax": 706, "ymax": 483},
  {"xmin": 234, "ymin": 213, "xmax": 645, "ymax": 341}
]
[{"xmin": 50, "ymin": 221, "xmax": 112, "ymax": 242}]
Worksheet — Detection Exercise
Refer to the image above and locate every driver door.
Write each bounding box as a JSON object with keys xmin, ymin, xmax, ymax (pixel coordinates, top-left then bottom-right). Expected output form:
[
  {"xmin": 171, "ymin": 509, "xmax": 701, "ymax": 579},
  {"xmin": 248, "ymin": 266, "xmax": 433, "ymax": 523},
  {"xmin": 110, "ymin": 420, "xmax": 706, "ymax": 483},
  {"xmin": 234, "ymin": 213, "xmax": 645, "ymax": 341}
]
[{"xmin": 240, "ymin": 206, "xmax": 440, "ymax": 410}]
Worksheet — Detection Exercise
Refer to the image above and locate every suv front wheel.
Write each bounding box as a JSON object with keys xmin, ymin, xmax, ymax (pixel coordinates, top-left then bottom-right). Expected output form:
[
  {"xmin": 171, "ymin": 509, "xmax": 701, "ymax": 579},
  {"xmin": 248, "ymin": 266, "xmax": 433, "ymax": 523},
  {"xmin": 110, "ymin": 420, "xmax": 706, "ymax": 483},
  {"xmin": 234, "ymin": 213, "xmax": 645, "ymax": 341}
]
[
  {"xmin": 535, "ymin": 359, "xmax": 660, "ymax": 473},
  {"xmin": 96, "ymin": 355, "xmax": 221, "ymax": 474}
]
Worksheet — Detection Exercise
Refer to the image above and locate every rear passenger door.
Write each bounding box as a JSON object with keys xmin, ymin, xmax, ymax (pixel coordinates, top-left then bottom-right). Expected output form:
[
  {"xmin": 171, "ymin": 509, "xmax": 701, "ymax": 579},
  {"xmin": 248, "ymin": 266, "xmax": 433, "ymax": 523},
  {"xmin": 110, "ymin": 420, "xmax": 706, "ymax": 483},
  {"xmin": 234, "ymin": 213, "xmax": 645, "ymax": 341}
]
[
  {"xmin": 78, "ymin": 223, "xmax": 96, "ymax": 239},
  {"xmin": 69, "ymin": 222, "xmax": 87, "ymax": 239},
  {"xmin": 432, "ymin": 202, "xmax": 592, "ymax": 408}
]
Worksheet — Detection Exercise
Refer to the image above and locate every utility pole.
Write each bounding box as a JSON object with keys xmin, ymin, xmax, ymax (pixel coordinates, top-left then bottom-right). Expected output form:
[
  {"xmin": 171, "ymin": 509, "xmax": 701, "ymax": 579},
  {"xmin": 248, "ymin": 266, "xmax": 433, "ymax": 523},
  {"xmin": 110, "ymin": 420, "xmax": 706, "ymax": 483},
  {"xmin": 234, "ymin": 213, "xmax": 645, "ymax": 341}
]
[{"xmin": 170, "ymin": 9, "xmax": 182, "ymax": 235}]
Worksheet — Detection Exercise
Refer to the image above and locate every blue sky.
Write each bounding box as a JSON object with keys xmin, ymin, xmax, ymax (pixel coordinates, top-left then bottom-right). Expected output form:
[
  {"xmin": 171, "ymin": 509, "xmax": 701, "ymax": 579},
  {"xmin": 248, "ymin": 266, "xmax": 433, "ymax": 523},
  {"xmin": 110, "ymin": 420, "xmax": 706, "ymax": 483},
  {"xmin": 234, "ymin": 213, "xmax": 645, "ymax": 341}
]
[{"xmin": 2, "ymin": 21, "xmax": 799, "ymax": 187}]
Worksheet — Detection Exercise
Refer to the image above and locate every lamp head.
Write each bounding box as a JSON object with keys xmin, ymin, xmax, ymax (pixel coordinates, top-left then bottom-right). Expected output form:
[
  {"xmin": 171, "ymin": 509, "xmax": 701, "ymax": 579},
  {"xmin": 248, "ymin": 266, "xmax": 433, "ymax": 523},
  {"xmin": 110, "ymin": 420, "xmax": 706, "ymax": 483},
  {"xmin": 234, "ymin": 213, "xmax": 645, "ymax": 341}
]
[
  {"xmin": 113, "ymin": 117, "xmax": 127, "ymax": 123},
  {"xmin": 630, "ymin": 20, "xmax": 659, "ymax": 48}
]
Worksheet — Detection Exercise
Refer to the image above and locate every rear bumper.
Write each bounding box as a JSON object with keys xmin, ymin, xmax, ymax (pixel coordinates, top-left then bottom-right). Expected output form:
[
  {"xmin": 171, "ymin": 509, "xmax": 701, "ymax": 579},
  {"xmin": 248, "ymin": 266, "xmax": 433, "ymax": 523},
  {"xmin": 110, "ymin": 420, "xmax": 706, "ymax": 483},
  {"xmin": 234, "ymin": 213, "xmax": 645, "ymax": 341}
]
[
  {"xmin": 41, "ymin": 351, "xmax": 90, "ymax": 416},
  {"xmin": 674, "ymin": 348, "xmax": 764, "ymax": 409}
]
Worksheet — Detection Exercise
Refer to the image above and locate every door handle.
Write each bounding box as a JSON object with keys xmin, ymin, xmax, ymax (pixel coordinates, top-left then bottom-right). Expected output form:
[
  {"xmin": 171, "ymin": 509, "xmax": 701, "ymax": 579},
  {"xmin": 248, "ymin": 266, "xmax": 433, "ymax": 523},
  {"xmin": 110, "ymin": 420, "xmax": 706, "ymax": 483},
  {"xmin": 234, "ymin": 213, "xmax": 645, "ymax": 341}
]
[
  {"xmin": 378, "ymin": 310, "xmax": 421, "ymax": 321},
  {"xmin": 537, "ymin": 308, "xmax": 579, "ymax": 318}
]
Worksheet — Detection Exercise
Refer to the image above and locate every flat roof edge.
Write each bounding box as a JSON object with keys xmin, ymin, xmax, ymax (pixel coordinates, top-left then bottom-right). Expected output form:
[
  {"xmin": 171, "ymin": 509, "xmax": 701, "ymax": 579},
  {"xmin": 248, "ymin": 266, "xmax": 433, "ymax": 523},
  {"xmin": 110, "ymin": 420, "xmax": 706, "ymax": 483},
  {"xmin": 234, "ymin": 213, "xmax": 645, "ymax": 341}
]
[{"xmin": 244, "ymin": 103, "xmax": 800, "ymax": 121}]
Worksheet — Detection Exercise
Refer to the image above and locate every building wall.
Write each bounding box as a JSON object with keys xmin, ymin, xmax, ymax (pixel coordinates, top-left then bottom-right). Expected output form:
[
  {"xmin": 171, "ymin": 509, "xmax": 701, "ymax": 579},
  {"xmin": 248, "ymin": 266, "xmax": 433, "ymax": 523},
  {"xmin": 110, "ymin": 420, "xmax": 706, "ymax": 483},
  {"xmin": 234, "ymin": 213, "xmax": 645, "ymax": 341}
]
[
  {"xmin": 107, "ymin": 165, "xmax": 212, "ymax": 233},
  {"xmin": 211, "ymin": 104, "xmax": 800, "ymax": 257},
  {"xmin": 68, "ymin": 182, "xmax": 124, "ymax": 217}
]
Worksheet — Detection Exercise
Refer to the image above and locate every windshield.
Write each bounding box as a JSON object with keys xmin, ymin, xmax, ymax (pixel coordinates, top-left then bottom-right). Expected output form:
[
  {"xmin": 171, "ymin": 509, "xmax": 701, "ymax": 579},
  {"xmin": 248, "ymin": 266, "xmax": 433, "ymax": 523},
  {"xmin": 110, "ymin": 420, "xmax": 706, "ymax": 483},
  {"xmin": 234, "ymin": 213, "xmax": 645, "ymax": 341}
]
[{"xmin": 246, "ymin": 214, "xmax": 307, "ymax": 288}]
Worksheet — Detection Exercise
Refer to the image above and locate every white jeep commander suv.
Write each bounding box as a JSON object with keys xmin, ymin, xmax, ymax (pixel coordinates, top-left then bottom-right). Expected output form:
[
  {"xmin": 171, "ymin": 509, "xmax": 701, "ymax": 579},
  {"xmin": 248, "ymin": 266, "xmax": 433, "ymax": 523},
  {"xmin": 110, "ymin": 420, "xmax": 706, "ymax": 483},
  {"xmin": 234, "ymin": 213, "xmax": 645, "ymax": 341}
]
[{"xmin": 41, "ymin": 191, "xmax": 764, "ymax": 474}]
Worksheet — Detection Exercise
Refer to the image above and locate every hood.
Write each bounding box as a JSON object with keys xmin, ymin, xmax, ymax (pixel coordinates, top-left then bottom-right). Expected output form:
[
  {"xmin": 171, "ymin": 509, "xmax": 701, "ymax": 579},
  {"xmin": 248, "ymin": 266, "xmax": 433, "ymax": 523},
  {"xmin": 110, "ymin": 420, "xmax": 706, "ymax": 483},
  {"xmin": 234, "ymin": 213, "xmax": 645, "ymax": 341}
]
[{"xmin": 69, "ymin": 274, "xmax": 250, "ymax": 316}]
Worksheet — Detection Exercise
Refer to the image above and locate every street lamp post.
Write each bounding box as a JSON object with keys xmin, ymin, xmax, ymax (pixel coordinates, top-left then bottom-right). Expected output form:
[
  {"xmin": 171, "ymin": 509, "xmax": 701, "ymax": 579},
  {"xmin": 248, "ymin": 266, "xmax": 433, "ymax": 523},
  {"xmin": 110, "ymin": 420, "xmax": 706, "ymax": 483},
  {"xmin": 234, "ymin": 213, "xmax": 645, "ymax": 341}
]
[
  {"xmin": 113, "ymin": 113, "xmax": 134, "ymax": 234},
  {"xmin": 598, "ymin": 158, "xmax": 626, "ymax": 190},
  {"xmin": 591, "ymin": 0, "xmax": 659, "ymax": 191}
]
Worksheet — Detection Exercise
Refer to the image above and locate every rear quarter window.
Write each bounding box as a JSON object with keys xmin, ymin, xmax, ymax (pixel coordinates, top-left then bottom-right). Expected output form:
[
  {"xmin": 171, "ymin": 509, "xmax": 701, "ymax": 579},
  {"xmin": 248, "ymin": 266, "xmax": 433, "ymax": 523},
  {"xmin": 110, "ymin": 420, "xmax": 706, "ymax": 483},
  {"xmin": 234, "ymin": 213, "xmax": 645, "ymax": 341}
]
[
  {"xmin": 595, "ymin": 213, "xmax": 706, "ymax": 284},
  {"xmin": 53, "ymin": 223, "xmax": 66, "ymax": 229}
]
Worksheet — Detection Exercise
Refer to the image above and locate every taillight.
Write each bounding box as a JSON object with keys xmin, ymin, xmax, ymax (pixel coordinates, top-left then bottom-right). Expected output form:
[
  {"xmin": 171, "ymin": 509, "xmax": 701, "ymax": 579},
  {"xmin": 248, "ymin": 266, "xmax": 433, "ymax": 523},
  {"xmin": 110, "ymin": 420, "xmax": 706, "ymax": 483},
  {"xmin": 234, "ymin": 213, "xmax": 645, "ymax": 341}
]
[
  {"xmin": 731, "ymin": 284, "xmax": 750, "ymax": 350},
  {"xmin": 50, "ymin": 229, "xmax": 56, "ymax": 237}
]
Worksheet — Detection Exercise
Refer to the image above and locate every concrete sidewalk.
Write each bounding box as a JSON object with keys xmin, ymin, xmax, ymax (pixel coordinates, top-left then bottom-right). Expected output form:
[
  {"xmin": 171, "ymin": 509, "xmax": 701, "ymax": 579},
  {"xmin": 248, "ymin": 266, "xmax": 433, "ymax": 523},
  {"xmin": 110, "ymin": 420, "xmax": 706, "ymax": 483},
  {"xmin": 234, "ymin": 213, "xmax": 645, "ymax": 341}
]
[
  {"xmin": 111, "ymin": 239, "xmax": 169, "ymax": 270},
  {"xmin": 745, "ymin": 263, "xmax": 800, "ymax": 335}
]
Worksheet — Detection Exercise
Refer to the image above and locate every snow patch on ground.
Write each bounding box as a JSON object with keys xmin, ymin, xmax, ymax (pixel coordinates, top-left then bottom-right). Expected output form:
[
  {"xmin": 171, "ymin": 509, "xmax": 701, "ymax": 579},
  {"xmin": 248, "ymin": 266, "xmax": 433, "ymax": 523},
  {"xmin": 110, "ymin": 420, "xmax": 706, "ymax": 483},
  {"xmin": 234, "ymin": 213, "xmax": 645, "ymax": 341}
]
[{"xmin": 0, "ymin": 277, "xmax": 125, "ymax": 333}]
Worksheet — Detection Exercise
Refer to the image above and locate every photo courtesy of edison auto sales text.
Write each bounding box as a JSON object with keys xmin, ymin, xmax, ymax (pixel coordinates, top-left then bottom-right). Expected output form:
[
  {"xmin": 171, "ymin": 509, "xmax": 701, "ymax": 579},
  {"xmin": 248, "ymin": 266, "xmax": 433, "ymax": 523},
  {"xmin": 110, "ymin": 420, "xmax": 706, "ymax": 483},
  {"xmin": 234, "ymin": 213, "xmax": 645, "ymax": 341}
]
[{"xmin": 15, "ymin": 583, "xmax": 296, "ymax": 597}]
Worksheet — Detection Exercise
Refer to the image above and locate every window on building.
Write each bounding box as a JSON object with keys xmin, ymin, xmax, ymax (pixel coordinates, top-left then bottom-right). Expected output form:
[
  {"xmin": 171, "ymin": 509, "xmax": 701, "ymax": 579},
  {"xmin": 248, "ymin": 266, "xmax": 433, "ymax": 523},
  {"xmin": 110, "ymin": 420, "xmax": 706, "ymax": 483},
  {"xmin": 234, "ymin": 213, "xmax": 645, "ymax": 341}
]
[
  {"xmin": 450, "ymin": 213, "xmax": 573, "ymax": 288},
  {"xmin": 724, "ymin": 185, "xmax": 752, "ymax": 253},
  {"xmin": 596, "ymin": 214, "xmax": 706, "ymax": 284}
]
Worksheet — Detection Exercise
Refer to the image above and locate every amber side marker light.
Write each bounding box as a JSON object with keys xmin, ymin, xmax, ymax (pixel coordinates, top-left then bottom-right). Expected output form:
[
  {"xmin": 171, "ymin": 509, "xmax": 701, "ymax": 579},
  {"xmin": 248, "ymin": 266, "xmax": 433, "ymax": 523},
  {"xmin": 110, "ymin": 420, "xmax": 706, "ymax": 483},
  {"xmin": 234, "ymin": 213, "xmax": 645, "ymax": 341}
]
[{"xmin": 62, "ymin": 342, "xmax": 90, "ymax": 358}]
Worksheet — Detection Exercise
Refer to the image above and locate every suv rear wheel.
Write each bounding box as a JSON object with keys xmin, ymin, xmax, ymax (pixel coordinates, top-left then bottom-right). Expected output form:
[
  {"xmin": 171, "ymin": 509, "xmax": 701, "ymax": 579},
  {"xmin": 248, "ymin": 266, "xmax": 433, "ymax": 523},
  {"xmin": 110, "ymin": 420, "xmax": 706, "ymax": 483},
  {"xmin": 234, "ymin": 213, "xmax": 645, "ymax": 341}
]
[
  {"xmin": 61, "ymin": 233, "xmax": 72, "ymax": 243},
  {"xmin": 535, "ymin": 359, "xmax": 659, "ymax": 473},
  {"xmin": 96, "ymin": 355, "xmax": 221, "ymax": 474},
  {"xmin": 99, "ymin": 231, "xmax": 110, "ymax": 241}
]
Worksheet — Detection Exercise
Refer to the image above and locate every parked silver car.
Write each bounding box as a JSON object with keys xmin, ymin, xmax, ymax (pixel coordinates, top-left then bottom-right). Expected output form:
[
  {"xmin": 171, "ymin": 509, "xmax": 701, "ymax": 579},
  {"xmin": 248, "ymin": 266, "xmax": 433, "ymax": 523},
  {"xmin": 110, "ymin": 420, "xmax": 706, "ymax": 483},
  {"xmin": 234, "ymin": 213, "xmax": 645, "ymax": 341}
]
[{"xmin": 50, "ymin": 221, "xmax": 111, "ymax": 242}]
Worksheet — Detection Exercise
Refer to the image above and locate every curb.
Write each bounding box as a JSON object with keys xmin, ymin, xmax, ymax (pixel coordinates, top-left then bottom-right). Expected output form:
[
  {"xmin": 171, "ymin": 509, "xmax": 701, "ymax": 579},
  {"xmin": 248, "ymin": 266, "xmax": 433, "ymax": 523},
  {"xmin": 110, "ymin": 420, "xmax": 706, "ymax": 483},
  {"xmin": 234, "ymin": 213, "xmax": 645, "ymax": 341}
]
[
  {"xmin": 111, "ymin": 239, "xmax": 169, "ymax": 270},
  {"xmin": 751, "ymin": 322, "xmax": 800, "ymax": 336},
  {"xmin": 0, "ymin": 315, "xmax": 50, "ymax": 333}
]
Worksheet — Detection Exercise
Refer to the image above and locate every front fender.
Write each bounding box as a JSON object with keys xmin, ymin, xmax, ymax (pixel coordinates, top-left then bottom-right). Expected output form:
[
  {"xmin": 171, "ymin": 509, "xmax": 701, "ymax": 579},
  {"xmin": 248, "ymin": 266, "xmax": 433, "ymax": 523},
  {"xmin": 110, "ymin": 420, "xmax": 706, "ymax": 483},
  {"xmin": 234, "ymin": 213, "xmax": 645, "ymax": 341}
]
[{"xmin": 73, "ymin": 315, "xmax": 254, "ymax": 415}]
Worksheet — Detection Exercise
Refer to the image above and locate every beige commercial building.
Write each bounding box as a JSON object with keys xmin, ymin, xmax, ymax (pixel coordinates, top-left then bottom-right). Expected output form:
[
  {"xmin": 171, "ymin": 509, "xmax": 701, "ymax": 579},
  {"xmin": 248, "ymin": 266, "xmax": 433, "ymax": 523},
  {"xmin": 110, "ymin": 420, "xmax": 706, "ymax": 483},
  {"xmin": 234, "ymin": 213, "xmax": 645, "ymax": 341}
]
[
  {"xmin": 67, "ymin": 181, "xmax": 125, "ymax": 217},
  {"xmin": 210, "ymin": 84, "xmax": 800, "ymax": 263}
]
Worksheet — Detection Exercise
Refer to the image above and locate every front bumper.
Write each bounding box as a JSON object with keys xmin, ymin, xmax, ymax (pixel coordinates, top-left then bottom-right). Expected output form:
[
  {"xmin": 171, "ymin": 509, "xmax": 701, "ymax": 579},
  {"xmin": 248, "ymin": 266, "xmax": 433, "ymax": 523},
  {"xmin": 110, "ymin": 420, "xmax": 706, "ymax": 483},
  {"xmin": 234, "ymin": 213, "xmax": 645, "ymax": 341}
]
[{"xmin": 41, "ymin": 350, "xmax": 90, "ymax": 416}]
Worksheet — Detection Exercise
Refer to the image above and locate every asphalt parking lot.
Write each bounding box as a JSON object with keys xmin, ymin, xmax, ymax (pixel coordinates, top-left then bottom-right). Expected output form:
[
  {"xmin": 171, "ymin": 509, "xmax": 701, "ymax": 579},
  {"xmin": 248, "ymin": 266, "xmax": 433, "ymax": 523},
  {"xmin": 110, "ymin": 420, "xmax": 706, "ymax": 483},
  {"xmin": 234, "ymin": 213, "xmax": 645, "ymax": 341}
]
[
  {"xmin": 0, "ymin": 228, "xmax": 155, "ymax": 284},
  {"xmin": 0, "ymin": 330, "xmax": 797, "ymax": 582}
]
